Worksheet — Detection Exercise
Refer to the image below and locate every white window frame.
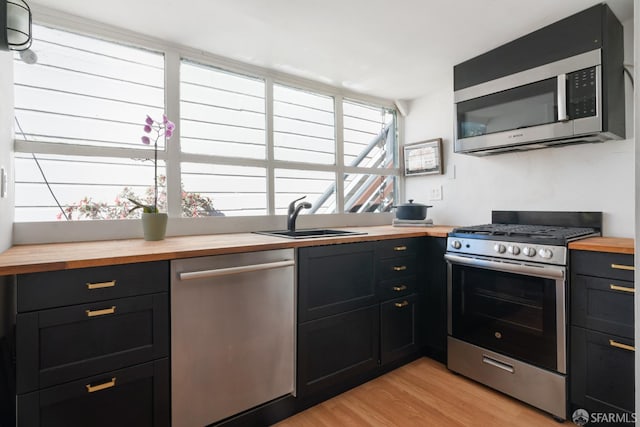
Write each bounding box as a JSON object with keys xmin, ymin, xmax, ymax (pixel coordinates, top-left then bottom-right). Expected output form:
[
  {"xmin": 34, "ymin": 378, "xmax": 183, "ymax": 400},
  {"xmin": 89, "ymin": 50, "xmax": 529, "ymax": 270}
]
[{"xmin": 12, "ymin": 5, "xmax": 403, "ymax": 244}]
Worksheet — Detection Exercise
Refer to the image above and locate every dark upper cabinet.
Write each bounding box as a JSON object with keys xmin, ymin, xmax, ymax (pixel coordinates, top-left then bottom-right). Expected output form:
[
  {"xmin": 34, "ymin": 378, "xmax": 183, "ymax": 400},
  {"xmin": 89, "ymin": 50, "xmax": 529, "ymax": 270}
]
[{"xmin": 570, "ymin": 249, "xmax": 635, "ymax": 417}]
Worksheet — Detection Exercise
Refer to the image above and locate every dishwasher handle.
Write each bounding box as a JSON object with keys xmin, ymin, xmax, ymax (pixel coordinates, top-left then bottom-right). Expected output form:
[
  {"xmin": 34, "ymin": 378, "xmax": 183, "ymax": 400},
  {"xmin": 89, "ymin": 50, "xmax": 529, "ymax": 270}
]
[{"xmin": 178, "ymin": 260, "xmax": 295, "ymax": 281}]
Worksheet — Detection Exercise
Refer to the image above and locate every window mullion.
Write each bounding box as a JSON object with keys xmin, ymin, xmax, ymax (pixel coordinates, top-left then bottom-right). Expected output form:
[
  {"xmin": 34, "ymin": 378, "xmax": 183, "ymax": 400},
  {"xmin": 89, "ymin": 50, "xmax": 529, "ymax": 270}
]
[
  {"xmin": 165, "ymin": 50, "xmax": 182, "ymax": 218},
  {"xmin": 335, "ymin": 95, "xmax": 345, "ymax": 214},
  {"xmin": 266, "ymin": 77, "xmax": 275, "ymax": 215}
]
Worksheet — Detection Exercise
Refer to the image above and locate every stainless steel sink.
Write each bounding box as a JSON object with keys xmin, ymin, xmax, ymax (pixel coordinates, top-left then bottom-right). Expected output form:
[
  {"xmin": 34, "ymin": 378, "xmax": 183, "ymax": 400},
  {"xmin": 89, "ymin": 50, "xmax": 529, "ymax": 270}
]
[{"xmin": 254, "ymin": 229, "xmax": 367, "ymax": 239}]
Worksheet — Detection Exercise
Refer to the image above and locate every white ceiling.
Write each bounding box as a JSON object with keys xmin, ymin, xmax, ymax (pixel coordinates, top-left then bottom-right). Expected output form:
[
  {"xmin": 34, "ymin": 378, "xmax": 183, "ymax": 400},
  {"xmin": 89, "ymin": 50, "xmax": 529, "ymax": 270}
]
[{"xmin": 30, "ymin": 0, "xmax": 633, "ymax": 101}]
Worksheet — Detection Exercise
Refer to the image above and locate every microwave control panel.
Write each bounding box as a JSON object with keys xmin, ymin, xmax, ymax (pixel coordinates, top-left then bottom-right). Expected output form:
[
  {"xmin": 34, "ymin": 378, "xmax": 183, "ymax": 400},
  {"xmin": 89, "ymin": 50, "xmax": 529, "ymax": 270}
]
[{"xmin": 568, "ymin": 67, "xmax": 597, "ymax": 119}]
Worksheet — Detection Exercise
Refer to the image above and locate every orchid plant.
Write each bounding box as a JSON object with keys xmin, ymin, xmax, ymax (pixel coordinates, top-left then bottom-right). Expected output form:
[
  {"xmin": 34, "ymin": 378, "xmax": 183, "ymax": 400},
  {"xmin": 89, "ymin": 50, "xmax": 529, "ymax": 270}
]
[{"xmin": 128, "ymin": 114, "xmax": 175, "ymax": 214}]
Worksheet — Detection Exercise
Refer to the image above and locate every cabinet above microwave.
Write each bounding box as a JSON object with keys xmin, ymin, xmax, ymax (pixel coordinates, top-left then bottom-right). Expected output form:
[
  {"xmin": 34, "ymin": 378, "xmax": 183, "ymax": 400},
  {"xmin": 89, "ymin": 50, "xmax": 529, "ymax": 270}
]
[{"xmin": 453, "ymin": 3, "xmax": 625, "ymax": 156}]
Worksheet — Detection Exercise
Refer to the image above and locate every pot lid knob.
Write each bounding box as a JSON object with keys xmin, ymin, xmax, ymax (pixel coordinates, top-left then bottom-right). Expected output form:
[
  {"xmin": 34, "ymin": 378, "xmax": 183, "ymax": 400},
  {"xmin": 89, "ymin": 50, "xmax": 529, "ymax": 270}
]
[{"xmin": 408, "ymin": 199, "xmax": 414, "ymax": 204}]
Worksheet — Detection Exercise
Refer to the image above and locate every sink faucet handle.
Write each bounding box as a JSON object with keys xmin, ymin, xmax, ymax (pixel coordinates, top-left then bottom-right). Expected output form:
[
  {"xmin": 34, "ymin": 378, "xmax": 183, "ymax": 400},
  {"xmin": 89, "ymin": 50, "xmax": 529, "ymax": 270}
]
[{"xmin": 288, "ymin": 195, "xmax": 307, "ymax": 213}]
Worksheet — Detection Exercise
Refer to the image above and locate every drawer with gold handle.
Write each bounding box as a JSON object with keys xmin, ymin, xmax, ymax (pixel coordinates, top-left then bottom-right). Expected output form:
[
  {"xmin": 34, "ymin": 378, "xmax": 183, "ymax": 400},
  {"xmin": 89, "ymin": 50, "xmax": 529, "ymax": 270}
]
[
  {"xmin": 392, "ymin": 284, "xmax": 408, "ymax": 292},
  {"xmin": 16, "ymin": 294, "xmax": 168, "ymax": 394},
  {"xmin": 394, "ymin": 300, "xmax": 410, "ymax": 308}
]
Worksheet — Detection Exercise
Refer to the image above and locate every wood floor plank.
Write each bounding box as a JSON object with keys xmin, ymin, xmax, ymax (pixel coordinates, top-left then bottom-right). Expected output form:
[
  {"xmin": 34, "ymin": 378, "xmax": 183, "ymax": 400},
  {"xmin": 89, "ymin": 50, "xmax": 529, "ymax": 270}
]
[{"xmin": 275, "ymin": 358, "xmax": 570, "ymax": 426}]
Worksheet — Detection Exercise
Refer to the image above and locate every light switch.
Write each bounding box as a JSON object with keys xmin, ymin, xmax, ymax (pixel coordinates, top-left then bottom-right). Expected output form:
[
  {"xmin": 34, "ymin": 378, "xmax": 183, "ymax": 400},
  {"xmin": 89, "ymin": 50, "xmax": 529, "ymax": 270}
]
[{"xmin": 429, "ymin": 185, "xmax": 443, "ymax": 201}]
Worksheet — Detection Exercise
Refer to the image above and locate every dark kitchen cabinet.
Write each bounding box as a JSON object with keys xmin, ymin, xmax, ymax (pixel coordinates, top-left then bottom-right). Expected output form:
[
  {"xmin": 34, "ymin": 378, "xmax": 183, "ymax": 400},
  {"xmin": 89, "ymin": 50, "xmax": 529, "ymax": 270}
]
[
  {"xmin": 423, "ymin": 237, "xmax": 448, "ymax": 362},
  {"xmin": 297, "ymin": 304, "xmax": 379, "ymax": 398},
  {"xmin": 297, "ymin": 238, "xmax": 427, "ymax": 404},
  {"xmin": 570, "ymin": 250, "xmax": 635, "ymax": 417},
  {"xmin": 2, "ymin": 261, "xmax": 170, "ymax": 427},
  {"xmin": 380, "ymin": 294, "xmax": 419, "ymax": 365},
  {"xmin": 376, "ymin": 238, "xmax": 422, "ymax": 366},
  {"xmin": 297, "ymin": 242, "xmax": 378, "ymax": 401}
]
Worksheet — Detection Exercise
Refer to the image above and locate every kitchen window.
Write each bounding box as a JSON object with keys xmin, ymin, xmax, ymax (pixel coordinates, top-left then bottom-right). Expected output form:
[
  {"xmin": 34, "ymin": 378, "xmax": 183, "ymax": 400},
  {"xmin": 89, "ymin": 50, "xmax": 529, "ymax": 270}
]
[{"xmin": 12, "ymin": 21, "xmax": 399, "ymax": 235}]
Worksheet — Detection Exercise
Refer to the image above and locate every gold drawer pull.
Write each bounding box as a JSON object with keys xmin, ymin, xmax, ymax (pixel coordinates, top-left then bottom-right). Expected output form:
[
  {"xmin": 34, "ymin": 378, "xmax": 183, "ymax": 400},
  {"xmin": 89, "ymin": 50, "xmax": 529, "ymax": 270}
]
[
  {"xmin": 86, "ymin": 377, "xmax": 116, "ymax": 393},
  {"xmin": 610, "ymin": 284, "xmax": 635, "ymax": 294},
  {"xmin": 393, "ymin": 266, "xmax": 407, "ymax": 272},
  {"xmin": 86, "ymin": 306, "xmax": 116, "ymax": 317},
  {"xmin": 611, "ymin": 263, "xmax": 635, "ymax": 271},
  {"xmin": 86, "ymin": 280, "xmax": 116, "ymax": 290},
  {"xmin": 394, "ymin": 301, "xmax": 409, "ymax": 308},
  {"xmin": 393, "ymin": 246, "xmax": 408, "ymax": 251},
  {"xmin": 392, "ymin": 285, "xmax": 408, "ymax": 292},
  {"xmin": 609, "ymin": 340, "xmax": 635, "ymax": 352}
]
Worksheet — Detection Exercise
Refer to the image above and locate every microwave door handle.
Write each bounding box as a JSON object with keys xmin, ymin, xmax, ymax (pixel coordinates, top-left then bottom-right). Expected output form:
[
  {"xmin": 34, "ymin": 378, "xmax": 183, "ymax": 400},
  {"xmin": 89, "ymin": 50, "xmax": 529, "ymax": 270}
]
[{"xmin": 557, "ymin": 74, "xmax": 569, "ymax": 122}]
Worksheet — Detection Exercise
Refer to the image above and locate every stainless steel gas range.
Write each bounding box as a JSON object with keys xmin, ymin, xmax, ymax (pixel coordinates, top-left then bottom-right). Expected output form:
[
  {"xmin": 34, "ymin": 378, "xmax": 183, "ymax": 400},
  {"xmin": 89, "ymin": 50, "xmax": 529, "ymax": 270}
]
[{"xmin": 445, "ymin": 211, "xmax": 602, "ymax": 421}]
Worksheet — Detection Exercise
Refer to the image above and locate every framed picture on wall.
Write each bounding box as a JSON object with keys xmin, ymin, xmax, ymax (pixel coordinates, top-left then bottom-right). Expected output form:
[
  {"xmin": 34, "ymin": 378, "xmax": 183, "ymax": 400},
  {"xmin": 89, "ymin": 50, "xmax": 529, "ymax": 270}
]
[{"xmin": 403, "ymin": 138, "xmax": 443, "ymax": 176}]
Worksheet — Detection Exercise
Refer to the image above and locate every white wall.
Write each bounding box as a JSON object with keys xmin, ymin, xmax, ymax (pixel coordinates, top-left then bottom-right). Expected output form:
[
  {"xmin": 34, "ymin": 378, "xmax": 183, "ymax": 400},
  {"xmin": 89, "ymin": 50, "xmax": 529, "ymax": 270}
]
[
  {"xmin": 404, "ymin": 19, "xmax": 635, "ymax": 238},
  {"xmin": 0, "ymin": 52, "xmax": 14, "ymax": 251}
]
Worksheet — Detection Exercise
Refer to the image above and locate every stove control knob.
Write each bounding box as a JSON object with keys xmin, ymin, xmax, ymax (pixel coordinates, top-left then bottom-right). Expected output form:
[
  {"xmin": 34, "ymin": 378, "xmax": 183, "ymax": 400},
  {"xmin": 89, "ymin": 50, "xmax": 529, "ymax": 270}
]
[
  {"xmin": 494, "ymin": 244, "xmax": 506, "ymax": 254},
  {"xmin": 522, "ymin": 247, "xmax": 536, "ymax": 257},
  {"xmin": 507, "ymin": 245, "xmax": 520, "ymax": 255},
  {"xmin": 451, "ymin": 240, "xmax": 462, "ymax": 249},
  {"xmin": 538, "ymin": 248, "xmax": 553, "ymax": 259}
]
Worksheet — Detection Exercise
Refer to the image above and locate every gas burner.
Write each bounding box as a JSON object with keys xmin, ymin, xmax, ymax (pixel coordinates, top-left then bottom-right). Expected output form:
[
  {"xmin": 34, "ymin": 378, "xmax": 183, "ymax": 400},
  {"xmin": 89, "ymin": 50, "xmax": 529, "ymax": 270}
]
[{"xmin": 450, "ymin": 223, "xmax": 598, "ymax": 245}]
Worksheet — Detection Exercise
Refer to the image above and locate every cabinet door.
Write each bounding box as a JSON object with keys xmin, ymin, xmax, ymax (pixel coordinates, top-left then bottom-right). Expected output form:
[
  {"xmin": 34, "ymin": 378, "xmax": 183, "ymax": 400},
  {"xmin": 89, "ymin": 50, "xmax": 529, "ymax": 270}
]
[
  {"xmin": 571, "ymin": 274, "xmax": 634, "ymax": 338},
  {"xmin": 297, "ymin": 305, "xmax": 379, "ymax": 398},
  {"xmin": 18, "ymin": 261, "xmax": 169, "ymax": 312},
  {"xmin": 17, "ymin": 293, "xmax": 169, "ymax": 393},
  {"xmin": 423, "ymin": 237, "xmax": 448, "ymax": 362},
  {"xmin": 380, "ymin": 294, "xmax": 419, "ymax": 365},
  {"xmin": 17, "ymin": 359, "xmax": 169, "ymax": 427},
  {"xmin": 571, "ymin": 326, "xmax": 635, "ymax": 414},
  {"xmin": 298, "ymin": 242, "xmax": 376, "ymax": 322}
]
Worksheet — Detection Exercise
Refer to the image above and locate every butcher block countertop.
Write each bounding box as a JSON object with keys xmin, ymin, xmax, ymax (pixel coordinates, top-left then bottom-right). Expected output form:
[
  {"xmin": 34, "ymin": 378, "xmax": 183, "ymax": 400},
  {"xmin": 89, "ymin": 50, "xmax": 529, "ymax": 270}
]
[
  {"xmin": 568, "ymin": 237, "xmax": 635, "ymax": 255},
  {"xmin": 0, "ymin": 225, "xmax": 455, "ymax": 276}
]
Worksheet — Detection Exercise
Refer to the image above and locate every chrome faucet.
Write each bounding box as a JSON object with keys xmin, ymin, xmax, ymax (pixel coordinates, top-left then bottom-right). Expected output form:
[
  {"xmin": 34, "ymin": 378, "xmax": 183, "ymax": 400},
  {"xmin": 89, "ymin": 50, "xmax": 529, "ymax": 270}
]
[{"xmin": 287, "ymin": 196, "xmax": 312, "ymax": 232}]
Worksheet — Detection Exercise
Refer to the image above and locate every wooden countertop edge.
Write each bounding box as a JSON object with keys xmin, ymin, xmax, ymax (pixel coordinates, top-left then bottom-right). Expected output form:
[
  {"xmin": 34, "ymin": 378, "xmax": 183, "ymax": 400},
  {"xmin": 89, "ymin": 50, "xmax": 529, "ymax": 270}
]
[
  {"xmin": 0, "ymin": 225, "xmax": 454, "ymax": 275},
  {"xmin": 568, "ymin": 237, "xmax": 635, "ymax": 255}
]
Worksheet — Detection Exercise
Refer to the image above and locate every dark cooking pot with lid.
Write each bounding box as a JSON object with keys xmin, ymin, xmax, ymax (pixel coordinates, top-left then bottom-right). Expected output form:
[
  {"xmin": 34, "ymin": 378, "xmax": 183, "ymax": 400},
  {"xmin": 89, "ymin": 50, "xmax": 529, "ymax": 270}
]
[{"xmin": 393, "ymin": 199, "xmax": 432, "ymax": 220}]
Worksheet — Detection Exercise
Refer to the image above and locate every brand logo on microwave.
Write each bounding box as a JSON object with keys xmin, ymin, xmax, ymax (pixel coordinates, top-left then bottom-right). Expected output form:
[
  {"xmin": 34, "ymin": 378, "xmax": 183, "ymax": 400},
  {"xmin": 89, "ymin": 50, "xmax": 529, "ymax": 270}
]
[{"xmin": 508, "ymin": 133, "xmax": 524, "ymax": 139}]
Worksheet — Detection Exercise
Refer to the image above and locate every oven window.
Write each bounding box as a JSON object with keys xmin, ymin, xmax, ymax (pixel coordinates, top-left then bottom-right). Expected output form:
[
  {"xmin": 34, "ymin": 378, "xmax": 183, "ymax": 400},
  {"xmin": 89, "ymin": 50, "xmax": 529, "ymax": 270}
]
[
  {"xmin": 451, "ymin": 264, "xmax": 559, "ymax": 371},
  {"xmin": 457, "ymin": 78, "xmax": 557, "ymax": 139}
]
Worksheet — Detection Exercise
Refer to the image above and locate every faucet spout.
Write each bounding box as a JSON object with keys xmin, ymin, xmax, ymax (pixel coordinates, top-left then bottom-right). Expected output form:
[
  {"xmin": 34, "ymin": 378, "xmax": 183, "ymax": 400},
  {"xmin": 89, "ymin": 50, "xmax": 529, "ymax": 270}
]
[{"xmin": 287, "ymin": 197, "xmax": 312, "ymax": 232}]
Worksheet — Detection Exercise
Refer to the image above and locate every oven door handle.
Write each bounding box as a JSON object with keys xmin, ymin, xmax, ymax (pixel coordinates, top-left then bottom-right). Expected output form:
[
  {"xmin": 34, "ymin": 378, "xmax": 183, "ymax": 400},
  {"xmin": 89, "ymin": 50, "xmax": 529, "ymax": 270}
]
[{"xmin": 444, "ymin": 253, "xmax": 565, "ymax": 279}]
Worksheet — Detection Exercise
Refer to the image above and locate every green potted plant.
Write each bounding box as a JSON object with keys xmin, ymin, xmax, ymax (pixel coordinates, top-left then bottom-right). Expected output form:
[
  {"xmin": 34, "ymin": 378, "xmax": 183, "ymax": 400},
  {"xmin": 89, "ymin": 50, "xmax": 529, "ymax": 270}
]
[{"xmin": 129, "ymin": 113, "xmax": 175, "ymax": 240}]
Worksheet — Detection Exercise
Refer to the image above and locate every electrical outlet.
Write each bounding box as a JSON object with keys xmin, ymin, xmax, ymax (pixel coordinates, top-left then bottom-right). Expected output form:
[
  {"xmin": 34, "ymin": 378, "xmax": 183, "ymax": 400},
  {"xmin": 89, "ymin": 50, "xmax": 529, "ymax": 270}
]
[{"xmin": 429, "ymin": 185, "xmax": 443, "ymax": 201}]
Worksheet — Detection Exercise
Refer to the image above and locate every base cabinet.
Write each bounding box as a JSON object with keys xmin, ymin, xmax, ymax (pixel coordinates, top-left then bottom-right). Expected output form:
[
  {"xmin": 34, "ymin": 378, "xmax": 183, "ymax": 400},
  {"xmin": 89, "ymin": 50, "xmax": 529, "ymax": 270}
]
[
  {"xmin": 17, "ymin": 359, "xmax": 169, "ymax": 427},
  {"xmin": 571, "ymin": 326, "xmax": 634, "ymax": 415},
  {"xmin": 570, "ymin": 249, "xmax": 635, "ymax": 419},
  {"xmin": 380, "ymin": 295, "xmax": 419, "ymax": 365},
  {"xmin": 2, "ymin": 261, "xmax": 170, "ymax": 427},
  {"xmin": 297, "ymin": 305, "xmax": 380, "ymax": 398}
]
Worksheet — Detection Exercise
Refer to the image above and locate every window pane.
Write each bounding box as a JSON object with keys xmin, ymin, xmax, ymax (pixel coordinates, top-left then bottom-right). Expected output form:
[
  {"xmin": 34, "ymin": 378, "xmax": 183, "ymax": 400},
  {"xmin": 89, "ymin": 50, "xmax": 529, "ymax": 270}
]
[
  {"xmin": 344, "ymin": 174, "xmax": 395, "ymax": 213},
  {"xmin": 343, "ymin": 100, "xmax": 396, "ymax": 168},
  {"xmin": 275, "ymin": 169, "xmax": 335, "ymax": 214},
  {"xmin": 180, "ymin": 61, "xmax": 266, "ymax": 159},
  {"xmin": 13, "ymin": 25, "xmax": 165, "ymax": 150},
  {"xmin": 181, "ymin": 163, "xmax": 266, "ymax": 216},
  {"xmin": 273, "ymin": 85, "xmax": 335, "ymax": 164},
  {"xmin": 14, "ymin": 153, "xmax": 166, "ymax": 221}
]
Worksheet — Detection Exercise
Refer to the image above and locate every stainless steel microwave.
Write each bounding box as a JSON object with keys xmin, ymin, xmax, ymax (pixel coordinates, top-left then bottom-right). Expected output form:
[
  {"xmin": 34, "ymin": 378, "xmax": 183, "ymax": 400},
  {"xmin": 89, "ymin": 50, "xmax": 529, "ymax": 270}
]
[{"xmin": 454, "ymin": 49, "xmax": 623, "ymax": 155}]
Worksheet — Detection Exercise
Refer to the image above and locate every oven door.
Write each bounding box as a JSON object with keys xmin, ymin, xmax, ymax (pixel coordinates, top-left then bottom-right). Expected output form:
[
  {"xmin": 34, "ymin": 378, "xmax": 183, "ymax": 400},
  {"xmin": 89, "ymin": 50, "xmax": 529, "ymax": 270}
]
[{"xmin": 445, "ymin": 253, "xmax": 566, "ymax": 373}]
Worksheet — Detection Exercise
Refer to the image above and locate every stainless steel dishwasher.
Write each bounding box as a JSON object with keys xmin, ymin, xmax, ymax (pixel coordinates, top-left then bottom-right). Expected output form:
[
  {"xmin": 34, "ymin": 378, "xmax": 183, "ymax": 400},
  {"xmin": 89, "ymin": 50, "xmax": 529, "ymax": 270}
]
[{"xmin": 171, "ymin": 249, "xmax": 295, "ymax": 427}]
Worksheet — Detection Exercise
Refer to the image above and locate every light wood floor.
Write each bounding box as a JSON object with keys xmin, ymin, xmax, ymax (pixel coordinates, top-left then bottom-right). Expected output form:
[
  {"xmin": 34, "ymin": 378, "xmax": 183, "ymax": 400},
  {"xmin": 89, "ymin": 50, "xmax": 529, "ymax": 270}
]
[{"xmin": 274, "ymin": 357, "xmax": 570, "ymax": 426}]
